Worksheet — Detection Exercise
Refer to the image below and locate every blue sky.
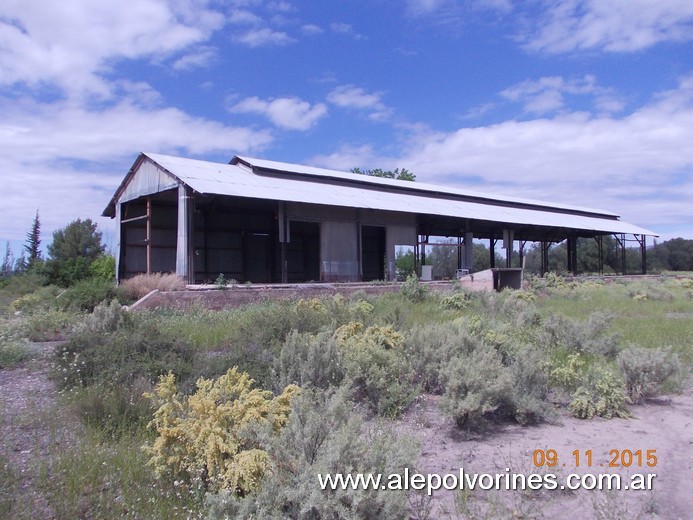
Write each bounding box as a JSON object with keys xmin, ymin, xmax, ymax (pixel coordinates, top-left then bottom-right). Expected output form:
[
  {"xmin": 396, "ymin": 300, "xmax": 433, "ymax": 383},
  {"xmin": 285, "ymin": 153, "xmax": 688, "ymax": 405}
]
[{"xmin": 1, "ymin": 0, "xmax": 692, "ymax": 257}]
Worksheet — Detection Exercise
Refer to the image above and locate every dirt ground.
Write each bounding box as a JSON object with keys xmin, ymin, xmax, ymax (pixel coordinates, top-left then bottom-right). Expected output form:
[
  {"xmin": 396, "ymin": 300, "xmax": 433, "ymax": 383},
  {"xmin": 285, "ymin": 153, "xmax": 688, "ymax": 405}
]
[
  {"xmin": 2, "ymin": 344, "xmax": 691, "ymax": 519},
  {"xmin": 399, "ymin": 390, "xmax": 693, "ymax": 519},
  {"xmin": 0, "ymin": 342, "xmax": 74, "ymax": 519}
]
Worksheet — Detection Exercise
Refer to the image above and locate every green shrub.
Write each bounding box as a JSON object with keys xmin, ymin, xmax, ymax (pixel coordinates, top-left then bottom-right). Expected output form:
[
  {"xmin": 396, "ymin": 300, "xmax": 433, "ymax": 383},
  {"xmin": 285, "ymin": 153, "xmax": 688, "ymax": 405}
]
[
  {"xmin": 22, "ymin": 307, "xmax": 76, "ymax": 341},
  {"xmin": 89, "ymin": 254, "xmax": 116, "ymax": 280},
  {"xmin": 439, "ymin": 291, "xmax": 471, "ymax": 310},
  {"xmin": 536, "ymin": 311, "xmax": 620, "ymax": 358},
  {"xmin": 273, "ymin": 330, "xmax": 345, "ymax": 392},
  {"xmin": 0, "ymin": 271, "xmax": 46, "ymax": 312},
  {"xmin": 144, "ymin": 368, "xmax": 300, "ymax": 496},
  {"xmin": 484, "ymin": 290, "xmax": 541, "ymax": 329},
  {"xmin": 400, "ymin": 274, "xmax": 428, "ymax": 303},
  {"xmin": 0, "ymin": 318, "xmax": 31, "ymax": 367},
  {"xmin": 214, "ymin": 273, "xmax": 229, "ymax": 289},
  {"xmin": 543, "ymin": 272, "xmax": 568, "ymax": 289},
  {"xmin": 0, "ymin": 337, "xmax": 29, "ymax": 368},
  {"xmin": 336, "ymin": 322, "xmax": 418, "ymax": 417},
  {"xmin": 507, "ymin": 346, "xmax": 557, "ymax": 425},
  {"xmin": 56, "ymin": 277, "xmax": 129, "ymax": 312},
  {"xmin": 549, "ymin": 352, "xmax": 589, "ymax": 391},
  {"xmin": 67, "ymin": 379, "xmax": 155, "ymax": 437},
  {"xmin": 10, "ymin": 285, "xmax": 61, "ymax": 312},
  {"xmin": 618, "ymin": 346, "xmax": 684, "ymax": 404},
  {"xmin": 677, "ymin": 278, "xmax": 693, "ymax": 289},
  {"xmin": 205, "ymin": 387, "xmax": 418, "ymax": 520},
  {"xmin": 440, "ymin": 344, "xmax": 513, "ymax": 429},
  {"xmin": 511, "ymin": 289, "xmax": 537, "ymax": 303},
  {"xmin": 292, "ymin": 294, "xmax": 375, "ymax": 332},
  {"xmin": 291, "ymin": 297, "xmax": 335, "ymax": 332},
  {"xmin": 626, "ymin": 283, "xmax": 674, "ymax": 302},
  {"xmin": 404, "ymin": 321, "xmax": 481, "ymax": 394},
  {"xmin": 54, "ymin": 301, "xmax": 196, "ymax": 390},
  {"xmin": 570, "ymin": 367, "xmax": 630, "ymax": 419}
]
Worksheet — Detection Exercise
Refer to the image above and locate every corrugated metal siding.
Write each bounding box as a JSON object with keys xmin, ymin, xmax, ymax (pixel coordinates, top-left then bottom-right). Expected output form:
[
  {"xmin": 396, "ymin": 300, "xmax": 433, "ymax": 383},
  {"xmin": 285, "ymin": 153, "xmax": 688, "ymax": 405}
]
[{"xmin": 119, "ymin": 158, "xmax": 179, "ymax": 203}]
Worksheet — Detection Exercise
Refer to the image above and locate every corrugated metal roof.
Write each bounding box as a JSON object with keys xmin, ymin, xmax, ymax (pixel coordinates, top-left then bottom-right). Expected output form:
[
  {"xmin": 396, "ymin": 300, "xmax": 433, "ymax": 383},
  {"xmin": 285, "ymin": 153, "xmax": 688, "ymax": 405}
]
[
  {"xmin": 129, "ymin": 152, "xmax": 656, "ymax": 237},
  {"xmin": 233, "ymin": 155, "xmax": 620, "ymax": 218}
]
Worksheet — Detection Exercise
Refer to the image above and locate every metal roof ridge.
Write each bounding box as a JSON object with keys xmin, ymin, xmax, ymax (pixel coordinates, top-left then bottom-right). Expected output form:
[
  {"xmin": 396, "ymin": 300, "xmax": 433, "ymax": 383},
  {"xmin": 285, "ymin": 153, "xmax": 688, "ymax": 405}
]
[{"xmin": 232, "ymin": 154, "xmax": 619, "ymax": 219}]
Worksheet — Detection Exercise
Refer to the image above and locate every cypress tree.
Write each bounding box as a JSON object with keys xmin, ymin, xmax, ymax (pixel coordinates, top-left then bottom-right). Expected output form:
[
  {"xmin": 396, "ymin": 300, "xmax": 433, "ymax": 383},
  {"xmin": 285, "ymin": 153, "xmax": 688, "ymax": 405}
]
[{"xmin": 24, "ymin": 210, "xmax": 42, "ymax": 269}]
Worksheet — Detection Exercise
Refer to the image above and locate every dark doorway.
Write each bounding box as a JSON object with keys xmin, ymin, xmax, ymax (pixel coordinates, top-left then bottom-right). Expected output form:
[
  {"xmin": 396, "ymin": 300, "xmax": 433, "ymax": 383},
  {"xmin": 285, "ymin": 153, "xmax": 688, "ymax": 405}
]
[
  {"xmin": 361, "ymin": 226, "xmax": 386, "ymax": 281},
  {"xmin": 243, "ymin": 233, "xmax": 272, "ymax": 282},
  {"xmin": 286, "ymin": 221, "xmax": 320, "ymax": 282}
]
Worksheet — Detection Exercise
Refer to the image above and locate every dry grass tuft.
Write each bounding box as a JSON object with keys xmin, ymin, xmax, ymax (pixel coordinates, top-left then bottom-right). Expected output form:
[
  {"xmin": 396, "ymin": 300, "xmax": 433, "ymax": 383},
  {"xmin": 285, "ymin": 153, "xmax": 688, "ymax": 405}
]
[{"xmin": 120, "ymin": 273, "xmax": 186, "ymax": 299}]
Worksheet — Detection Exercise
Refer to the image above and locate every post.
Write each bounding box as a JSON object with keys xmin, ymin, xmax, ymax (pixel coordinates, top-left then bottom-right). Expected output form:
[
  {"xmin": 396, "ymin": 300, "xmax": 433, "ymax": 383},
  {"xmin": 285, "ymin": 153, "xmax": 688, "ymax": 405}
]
[
  {"xmin": 146, "ymin": 196, "xmax": 151, "ymax": 274},
  {"xmin": 115, "ymin": 202, "xmax": 122, "ymax": 283},
  {"xmin": 503, "ymin": 229, "xmax": 514, "ymax": 268},
  {"xmin": 176, "ymin": 185, "xmax": 194, "ymax": 282},
  {"xmin": 457, "ymin": 235, "xmax": 462, "ymax": 271},
  {"xmin": 464, "ymin": 232, "xmax": 473, "ymax": 271},
  {"xmin": 637, "ymin": 234, "xmax": 647, "ymax": 275},
  {"xmin": 596, "ymin": 236, "xmax": 604, "ymax": 275},
  {"xmin": 278, "ymin": 203, "xmax": 288, "ymax": 283},
  {"xmin": 621, "ymin": 234, "xmax": 627, "ymax": 275}
]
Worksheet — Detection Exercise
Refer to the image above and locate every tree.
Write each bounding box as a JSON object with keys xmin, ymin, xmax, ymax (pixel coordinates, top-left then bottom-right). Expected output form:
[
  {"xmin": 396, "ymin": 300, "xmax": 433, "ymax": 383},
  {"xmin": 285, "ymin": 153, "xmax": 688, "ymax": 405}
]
[
  {"xmin": 395, "ymin": 247, "xmax": 415, "ymax": 279},
  {"xmin": 429, "ymin": 240, "xmax": 458, "ymax": 279},
  {"xmin": 351, "ymin": 167, "xmax": 416, "ymax": 181},
  {"xmin": 24, "ymin": 210, "xmax": 42, "ymax": 269},
  {"xmin": 1, "ymin": 242, "xmax": 14, "ymax": 279},
  {"xmin": 660, "ymin": 238, "xmax": 693, "ymax": 271},
  {"xmin": 45, "ymin": 218, "xmax": 105, "ymax": 286}
]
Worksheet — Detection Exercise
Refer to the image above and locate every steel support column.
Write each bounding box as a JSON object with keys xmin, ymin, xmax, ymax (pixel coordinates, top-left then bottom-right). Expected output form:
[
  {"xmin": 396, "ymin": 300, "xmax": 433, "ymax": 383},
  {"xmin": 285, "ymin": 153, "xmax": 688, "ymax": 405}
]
[
  {"xmin": 595, "ymin": 235, "xmax": 604, "ymax": 275},
  {"xmin": 464, "ymin": 232, "xmax": 473, "ymax": 270},
  {"xmin": 176, "ymin": 185, "xmax": 194, "ymax": 282},
  {"xmin": 634, "ymin": 234, "xmax": 647, "ymax": 275}
]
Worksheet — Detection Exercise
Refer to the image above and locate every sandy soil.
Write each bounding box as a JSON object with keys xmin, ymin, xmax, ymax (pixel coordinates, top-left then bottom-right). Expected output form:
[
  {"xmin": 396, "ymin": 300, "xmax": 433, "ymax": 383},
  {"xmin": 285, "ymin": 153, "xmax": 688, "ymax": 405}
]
[{"xmin": 400, "ymin": 390, "xmax": 693, "ymax": 519}]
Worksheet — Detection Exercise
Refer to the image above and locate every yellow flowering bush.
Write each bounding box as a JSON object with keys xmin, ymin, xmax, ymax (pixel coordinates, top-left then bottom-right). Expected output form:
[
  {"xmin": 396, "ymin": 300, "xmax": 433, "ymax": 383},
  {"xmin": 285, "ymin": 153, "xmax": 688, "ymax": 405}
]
[
  {"xmin": 144, "ymin": 367, "xmax": 299, "ymax": 496},
  {"xmin": 333, "ymin": 322, "xmax": 415, "ymax": 417}
]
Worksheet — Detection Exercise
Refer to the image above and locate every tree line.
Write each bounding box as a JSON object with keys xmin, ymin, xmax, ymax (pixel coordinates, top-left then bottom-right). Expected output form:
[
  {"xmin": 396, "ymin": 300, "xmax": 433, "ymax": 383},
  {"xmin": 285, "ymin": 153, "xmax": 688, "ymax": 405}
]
[
  {"xmin": 397, "ymin": 236, "xmax": 693, "ymax": 279},
  {"xmin": 1, "ymin": 212, "xmax": 112, "ymax": 286}
]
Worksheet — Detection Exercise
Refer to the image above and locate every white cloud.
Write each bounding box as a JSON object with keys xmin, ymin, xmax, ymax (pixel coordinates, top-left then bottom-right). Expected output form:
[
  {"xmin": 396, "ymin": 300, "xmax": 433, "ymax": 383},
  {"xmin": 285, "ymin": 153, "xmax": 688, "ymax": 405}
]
[
  {"xmin": 229, "ymin": 96, "xmax": 327, "ymax": 130},
  {"xmin": 227, "ymin": 9, "xmax": 263, "ymax": 26},
  {"xmin": 406, "ymin": 0, "xmax": 446, "ymax": 16},
  {"xmin": 327, "ymin": 85, "xmax": 391, "ymax": 121},
  {"xmin": 500, "ymin": 75, "xmax": 625, "ymax": 115},
  {"xmin": 405, "ymin": 0, "xmax": 512, "ymax": 21},
  {"xmin": 172, "ymin": 46, "xmax": 217, "ymax": 71},
  {"xmin": 1, "ymin": 96, "xmax": 273, "ymax": 164},
  {"xmin": 318, "ymin": 77, "xmax": 693, "ymax": 235},
  {"xmin": 0, "ymin": 92, "xmax": 274, "ymax": 242},
  {"xmin": 310, "ymin": 144, "xmax": 384, "ymax": 172},
  {"xmin": 0, "ymin": 0, "xmax": 225, "ymax": 97},
  {"xmin": 268, "ymin": 1, "xmax": 295, "ymax": 13},
  {"xmin": 0, "ymin": 159, "xmax": 120, "ymax": 242},
  {"xmin": 329, "ymin": 23, "xmax": 365, "ymax": 39},
  {"xmin": 234, "ymin": 27, "xmax": 295, "ymax": 47},
  {"xmin": 301, "ymin": 24, "xmax": 323, "ymax": 35},
  {"xmin": 525, "ymin": 0, "xmax": 693, "ymax": 53}
]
